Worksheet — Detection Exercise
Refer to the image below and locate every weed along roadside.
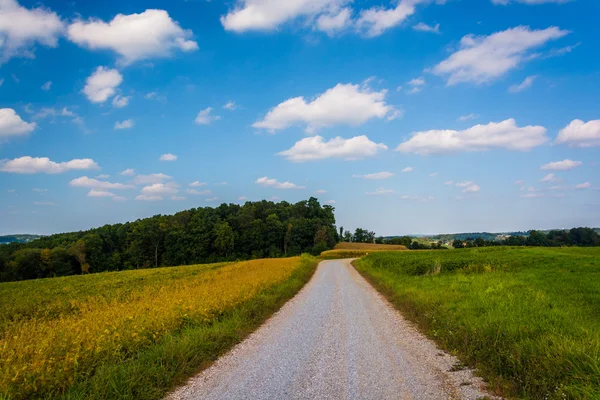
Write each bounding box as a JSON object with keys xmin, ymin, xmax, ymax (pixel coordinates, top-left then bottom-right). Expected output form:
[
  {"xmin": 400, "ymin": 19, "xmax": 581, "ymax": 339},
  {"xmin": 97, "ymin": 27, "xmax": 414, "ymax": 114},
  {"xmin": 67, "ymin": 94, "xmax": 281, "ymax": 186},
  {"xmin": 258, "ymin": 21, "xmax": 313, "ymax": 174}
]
[
  {"xmin": 353, "ymin": 247, "xmax": 600, "ymax": 399},
  {"xmin": 0, "ymin": 255, "xmax": 318, "ymax": 400}
]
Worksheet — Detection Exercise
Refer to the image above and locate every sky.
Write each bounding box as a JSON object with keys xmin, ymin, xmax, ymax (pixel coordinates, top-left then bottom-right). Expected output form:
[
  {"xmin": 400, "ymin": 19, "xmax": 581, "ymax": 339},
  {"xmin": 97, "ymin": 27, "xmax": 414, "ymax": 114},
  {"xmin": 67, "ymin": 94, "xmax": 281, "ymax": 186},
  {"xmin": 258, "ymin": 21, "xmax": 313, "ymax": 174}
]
[{"xmin": 1, "ymin": 0, "xmax": 599, "ymax": 236}]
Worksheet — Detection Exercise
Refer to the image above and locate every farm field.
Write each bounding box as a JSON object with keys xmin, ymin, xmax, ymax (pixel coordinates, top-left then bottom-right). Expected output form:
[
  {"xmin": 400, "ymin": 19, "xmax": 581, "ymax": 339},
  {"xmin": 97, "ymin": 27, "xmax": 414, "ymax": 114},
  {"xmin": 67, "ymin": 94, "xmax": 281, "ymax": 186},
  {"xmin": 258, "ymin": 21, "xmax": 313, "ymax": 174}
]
[
  {"xmin": 320, "ymin": 242, "xmax": 407, "ymax": 259},
  {"xmin": 354, "ymin": 247, "xmax": 600, "ymax": 399},
  {"xmin": 0, "ymin": 255, "xmax": 317, "ymax": 399}
]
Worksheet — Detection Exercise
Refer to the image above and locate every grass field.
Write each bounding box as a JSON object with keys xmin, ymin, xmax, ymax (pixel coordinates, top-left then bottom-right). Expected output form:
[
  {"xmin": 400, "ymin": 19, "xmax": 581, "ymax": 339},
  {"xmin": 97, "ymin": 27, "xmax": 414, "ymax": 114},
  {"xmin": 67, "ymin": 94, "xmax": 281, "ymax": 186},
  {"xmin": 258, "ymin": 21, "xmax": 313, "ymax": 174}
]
[
  {"xmin": 354, "ymin": 247, "xmax": 600, "ymax": 399},
  {"xmin": 0, "ymin": 255, "xmax": 318, "ymax": 399},
  {"xmin": 321, "ymin": 242, "xmax": 407, "ymax": 259}
]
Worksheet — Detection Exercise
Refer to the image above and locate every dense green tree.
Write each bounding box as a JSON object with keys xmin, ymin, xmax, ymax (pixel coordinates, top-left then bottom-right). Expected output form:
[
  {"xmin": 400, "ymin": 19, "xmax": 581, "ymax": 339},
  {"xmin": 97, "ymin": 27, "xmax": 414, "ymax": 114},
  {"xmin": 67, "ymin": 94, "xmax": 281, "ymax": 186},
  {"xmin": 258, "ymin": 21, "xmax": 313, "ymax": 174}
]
[{"xmin": 214, "ymin": 221, "xmax": 235, "ymax": 257}]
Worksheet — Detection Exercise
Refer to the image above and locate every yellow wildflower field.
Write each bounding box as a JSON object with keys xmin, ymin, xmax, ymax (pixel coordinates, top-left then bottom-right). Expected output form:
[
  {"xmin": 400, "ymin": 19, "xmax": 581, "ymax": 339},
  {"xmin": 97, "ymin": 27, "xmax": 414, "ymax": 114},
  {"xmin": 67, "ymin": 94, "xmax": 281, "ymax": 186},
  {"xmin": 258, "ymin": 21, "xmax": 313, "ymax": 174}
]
[{"xmin": 0, "ymin": 256, "xmax": 315, "ymax": 399}]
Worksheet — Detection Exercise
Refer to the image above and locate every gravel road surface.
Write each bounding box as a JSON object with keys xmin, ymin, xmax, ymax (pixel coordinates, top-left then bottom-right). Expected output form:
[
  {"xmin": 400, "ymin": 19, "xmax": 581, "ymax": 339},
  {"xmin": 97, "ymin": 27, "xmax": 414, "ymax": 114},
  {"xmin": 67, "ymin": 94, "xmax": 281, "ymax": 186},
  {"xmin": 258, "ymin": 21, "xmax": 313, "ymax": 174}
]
[{"xmin": 168, "ymin": 259, "xmax": 495, "ymax": 400}]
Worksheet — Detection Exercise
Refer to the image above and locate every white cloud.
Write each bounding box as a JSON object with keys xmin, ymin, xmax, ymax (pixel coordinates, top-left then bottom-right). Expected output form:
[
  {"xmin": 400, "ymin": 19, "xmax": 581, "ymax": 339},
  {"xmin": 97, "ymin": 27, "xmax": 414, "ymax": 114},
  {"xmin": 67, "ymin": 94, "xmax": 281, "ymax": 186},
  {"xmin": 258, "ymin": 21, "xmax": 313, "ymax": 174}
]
[
  {"xmin": 413, "ymin": 22, "xmax": 440, "ymax": 34},
  {"xmin": 253, "ymin": 82, "xmax": 397, "ymax": 133},
  {"xmin": 326, "ymin": 200, "xmax": 336, "ymax": 204},
  {"xmin": 70, "ymin": 176, "xmax": 133, "ymax": 190},
  {"xmin": 255, "ymin": 176, "xmax": 305, "ymax": 189},
  {"xmin": 115, "ymin": 119, "xmax": 134, "ymax": 129},
  {"xmin": 444, "ymin": 180, "xmax": 454, "ymax": 185},
  {"xmin": 355, "ymin": 0, "xmax": 422, "ymax": 37},
  {"xmin": 238, "ymin": 196, "xmax": 248, "ymax": 201},
  {"xmin": 353, "ymin": 171, "xmax": 394, "ymax": 180},
  {"xmin": 189, "ymin": 181, "xmax": 207, "ymax": 187},
  {"xmin": 195, "ymin": 107, "xmax": 221, "ymax": 125},
  {"xmin": 429, "ymin": 172, "xmax": 438, "ymax": 177},
  {"xmin": 316, "ymin": 7, "xmax": 352, "ymax": 35},
  {"xmin": 83, "ymin": 67, "xmax": 123, "ymax": 103},
  {"xmin": 0, "ymin": 0, "xmax": 64, "ymax": 63},
  {"xmin": 555, "ymin": 119, "xmax": 600, "ymax": 148},
  {"xmin": 509, "ymin": 75, "xmax": 537, "ymax": 93},
  {"xmin": 0, "ymin": 108, "xmax": 36, "ymax": 138},
  {"xmin": 406, "ymin": 87, "xmax": 422, "ymax": 95},
  {"xmin": 540, "ymin": 173, "xmax": 557, "ymax": 183},
  {"xmin": 278, "ymin": 135, "xmax": 388, "ymax": 162},
  {"xmin": 159, "ymin": 153, "xmax": 177, "ymax": 161},
  {"xmin": 0, "ymin": 156, "xmax": 99, "ymax": 174},
  {"xmin": 187, "ymin": 189, "xmax": 212, "ymax": 195},
  {"xmin": 112, "ymin": 95, "xmax": 130, "ymax": 108},
  {"xmin": 366, "ymin": 188, "xmax": 394, "ymax": 196},
  {"xmin": 540, "ymin": 159, "xmax": 582, "ymax": 171},
  {"xmin": 575, "ymin": 182, "xmax": 591, "ymax": 189},
  {"xmin": 458, "ymin": 113, "xmax": 479, "ymax": 122},
  {"xmin": 95, "ymin": 174, "xmax": 110, "ymax": 179},
  {"xmin": 396, "ymin": 118, "xmax": 547, "ymax": 154},
  {"xmin": 408, "ymin": 77, "xmax": 426, "ymax": 86},
  {"xmin": 463, "ymin": 184, "xmax": 480, "ymax": 193},
  {"xmin": 455, "ymin": 181, "xmax": 474, "ymax": 188},
  {"xmin": 41, "ymin": 81, "xmax": 52, "ymax": 91},
  {"xmin": 67, "ymin": 9, "xmax": 198, "ymax": 65},
  {"xmin": 120, "ymin": 168, "xmax": 135, "ymax": 176},
  {"xmin": 141, "ymin": 182, "xmax": 179, "ymax": 195},
  {"xmin": 432, "ymin": 26, "xmax": 568, "ymax": 85},
  {"xmin": 223, "ymin": 101, "xmax": 237, "ymax": 110},
  {"xmin": 400, "ymin": 195, "xmax": 435, "ymax": 202},
  {"xmin": 135, "ymin": 194, "xmax": 162, "ymax": 201},
  {"xmin": 132, "ymin": 173, "xmax": 172, "ymax": 185},
  {"xmin": 401, "ymin": 167, "xmax": 414, "ymax": 173},
  {"xmin": 87, "ymin": 189, "xmax": 126, "ymax": 201}
]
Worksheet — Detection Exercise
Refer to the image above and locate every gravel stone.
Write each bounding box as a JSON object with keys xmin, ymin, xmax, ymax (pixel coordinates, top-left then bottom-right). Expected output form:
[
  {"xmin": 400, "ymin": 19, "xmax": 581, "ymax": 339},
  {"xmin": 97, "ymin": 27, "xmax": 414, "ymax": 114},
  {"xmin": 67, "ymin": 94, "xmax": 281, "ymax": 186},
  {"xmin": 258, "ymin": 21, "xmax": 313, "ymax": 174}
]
[{"xmin": 167, "ymin": 259, "xmax": 499, "ymax": 400}]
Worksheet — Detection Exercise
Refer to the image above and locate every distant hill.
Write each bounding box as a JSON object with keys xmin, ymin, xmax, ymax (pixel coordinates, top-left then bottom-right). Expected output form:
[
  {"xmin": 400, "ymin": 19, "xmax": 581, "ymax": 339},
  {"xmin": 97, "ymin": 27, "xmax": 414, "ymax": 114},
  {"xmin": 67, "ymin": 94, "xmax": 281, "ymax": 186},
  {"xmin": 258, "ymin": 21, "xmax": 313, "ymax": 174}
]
[
  {"xmin": 0, "ymin": 235, "xmax": 42, "ymax": 244},
  {"xmin": 387, "ymin": 228, "xmax": 600, "ymax": 243}
]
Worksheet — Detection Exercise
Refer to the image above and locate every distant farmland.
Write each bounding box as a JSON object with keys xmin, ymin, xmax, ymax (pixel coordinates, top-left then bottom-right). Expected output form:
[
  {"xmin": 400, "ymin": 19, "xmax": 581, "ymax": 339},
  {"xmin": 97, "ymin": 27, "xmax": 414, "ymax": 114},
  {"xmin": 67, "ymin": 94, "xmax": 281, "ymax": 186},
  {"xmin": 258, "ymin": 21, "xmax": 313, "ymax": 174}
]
[{"xmin": 321, "ymin": 242, "xmax": 407, "ymax": 259}]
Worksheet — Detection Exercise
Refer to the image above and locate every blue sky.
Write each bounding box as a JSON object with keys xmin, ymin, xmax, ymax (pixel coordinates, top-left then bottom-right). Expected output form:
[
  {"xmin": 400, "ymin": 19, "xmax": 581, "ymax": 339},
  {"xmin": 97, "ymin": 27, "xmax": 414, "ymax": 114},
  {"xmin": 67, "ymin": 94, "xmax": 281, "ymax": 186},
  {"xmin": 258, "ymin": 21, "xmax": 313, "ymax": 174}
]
[{"xmin": 1, "ymin": 0, "xmax": 599, "ymax": 236}]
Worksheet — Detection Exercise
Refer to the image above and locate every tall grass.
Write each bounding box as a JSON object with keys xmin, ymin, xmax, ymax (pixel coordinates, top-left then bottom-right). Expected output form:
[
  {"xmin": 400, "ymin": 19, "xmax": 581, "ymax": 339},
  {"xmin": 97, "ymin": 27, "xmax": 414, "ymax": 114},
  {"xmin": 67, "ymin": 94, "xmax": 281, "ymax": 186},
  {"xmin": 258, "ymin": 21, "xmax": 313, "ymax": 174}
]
[
  {"xmin": 354, "ymin": 247, "xmax": 600, "ymax": 399},
  {"xmin": 0, "ymin": 255, "xmax": 318, "ymax": 399}
]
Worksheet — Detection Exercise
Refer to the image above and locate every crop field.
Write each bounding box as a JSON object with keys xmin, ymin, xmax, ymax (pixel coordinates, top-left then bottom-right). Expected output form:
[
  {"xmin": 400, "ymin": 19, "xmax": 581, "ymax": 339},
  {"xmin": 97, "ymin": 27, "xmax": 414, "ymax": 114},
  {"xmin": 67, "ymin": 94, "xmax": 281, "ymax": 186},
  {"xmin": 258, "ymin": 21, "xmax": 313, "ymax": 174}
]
[
  {"xmin": 321, "ymin": 242, "xmax": 408, "ymax": 259},
  {"xmin": 0, "ymin": 255, "xmax": 317, "ymax": 399},
  {"xmin": 354, "ymin": 247, "xmax": 600, "ymax": 399}
]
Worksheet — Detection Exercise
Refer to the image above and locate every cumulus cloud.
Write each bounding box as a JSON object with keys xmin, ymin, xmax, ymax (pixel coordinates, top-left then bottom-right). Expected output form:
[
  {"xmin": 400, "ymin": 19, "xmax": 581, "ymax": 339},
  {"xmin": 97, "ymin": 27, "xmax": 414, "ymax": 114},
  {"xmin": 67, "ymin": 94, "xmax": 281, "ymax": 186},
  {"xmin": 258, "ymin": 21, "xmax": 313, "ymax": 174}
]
[
  {"xmin": 87, "ymin": 189, "xmax": 126, "ymax": 201},
  {"xmin": 316, "ymin": 7, "xmax": 352, "ymax": 35},
  {"xmin": 366, "ymin": 188, "xmax": 394, "ymax": 196},
  {"xmin": 0, "ymin": 0, "xmax": 64, "ymax": 63},
  {"xmin": 159, "ymin": 153, "xmax": 177, "ymax": 161},
  {"xmin": 120, "ymin": 168, "xmax": 135, "ymax": 176},
  {"xmin": 432, "ymin": 26, "xmax": 568, "ymax": 85},
  {"xmin": 278, "ymin": 135, "xmax": 388, "ymax": 162},
  {"xmin": 401, "ymin": 167, "xmax": 414, "ymax": 173},
  {"xmin": 195, "ymin": 107, "xmax": 221, "ymax": 125},
  {"xmin": 115, "ymin": 119, "xmax": 134, "ymax": 129},
  {"xmin": 189, "ymin": 181, "xmax": 207, "ymax": 187},
  {"xmin": 0, "ymin": 108, "xmax": 36, "ymax": 138},
  {"xmin": 0, "ymin": 156, "xmax": 98, "ymax": 174},
  {"xmin": 255, "ymin": 176, "xmax": 305, "ymax": 189},
  {"xmin": 132, "ymin": 173, "xmax": 172, "ymax": 185},
  {"xmin": 253, "ymin": 82, "xmax": 398, "ymax": 134},
  {"xmin": 575, "ymin": 182, "xmax": 591, "ymax": 189},
  {"xmin": 355, "ymin": 0, "xmax": 423, "ymax": 37},
  {"xmin": 413, "ymin": 22, "xmax": 440, "ymax": 34},
  {"xmin": 83, "ymin": 67, "xmax": 123, "ymax": 103},
  {"xmin": 70, "ymin": 176, "xmax": 133, "ymax": 190},
  {"xmin": 509, "ymin": 75, "xmax": 537, "ymax": 93},
  {"xmin": 112, "ymin": 95, "xmax": 130, "ymax": 108},
  {"xmin": 396, "ymin": 118, "xmax": 547, "ymax": 154},
  {"xmin": 540, "ymin": 159, "xmax": 582, "ymax": 171},
  {"xmin": 223, "ymin": 101, "xmax": 237, "ymax": 110},
  {"xmin": 67, "ymin": 9, "xmax": 198, "ymax": 65},
  {"xmin": 353, "ymin": 171, "xmax": 394, "ymax": 180},
  {"xmin": 555, "ymin": 119, "xmax": 600, "ymax": 148},
  {"xmin": 462, "ymin": 184, "xmax": 480, "ymax": 193},
  {"xmin": 135, "ymin": 194, "xmax": 163, "ymax": 201},
  {"xmin": 140, "ymin": 182, "xmax": 179, "ymax": 195},
  {"xmin": 540, "ymin": 173, "xmax": 557, "ymax": 183},
  {"xmin": 455, "ymin": 181, "xmax": 474, "ymax": 188}
]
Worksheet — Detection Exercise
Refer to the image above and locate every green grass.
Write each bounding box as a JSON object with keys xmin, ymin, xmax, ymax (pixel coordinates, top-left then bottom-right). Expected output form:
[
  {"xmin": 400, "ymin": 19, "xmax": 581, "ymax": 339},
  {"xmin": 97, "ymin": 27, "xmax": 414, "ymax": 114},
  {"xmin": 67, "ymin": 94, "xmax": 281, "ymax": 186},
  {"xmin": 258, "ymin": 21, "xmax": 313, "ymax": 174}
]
[{"xmin": 354, "ymin": 247, "xmax": 600, "ymax": 399}]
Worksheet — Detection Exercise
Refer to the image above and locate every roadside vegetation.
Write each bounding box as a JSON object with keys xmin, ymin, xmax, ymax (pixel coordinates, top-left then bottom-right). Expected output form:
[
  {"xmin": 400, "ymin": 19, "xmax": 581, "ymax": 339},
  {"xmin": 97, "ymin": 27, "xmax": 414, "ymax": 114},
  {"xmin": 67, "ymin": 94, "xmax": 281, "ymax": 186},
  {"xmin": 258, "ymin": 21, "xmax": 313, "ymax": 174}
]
[
  {"xmin": 0, "ymin": 255, "xmax": 318, "ymax": 399},
  {"xmin": 354, "ymin": 247, "xmax": 600, "ymax": 399}
]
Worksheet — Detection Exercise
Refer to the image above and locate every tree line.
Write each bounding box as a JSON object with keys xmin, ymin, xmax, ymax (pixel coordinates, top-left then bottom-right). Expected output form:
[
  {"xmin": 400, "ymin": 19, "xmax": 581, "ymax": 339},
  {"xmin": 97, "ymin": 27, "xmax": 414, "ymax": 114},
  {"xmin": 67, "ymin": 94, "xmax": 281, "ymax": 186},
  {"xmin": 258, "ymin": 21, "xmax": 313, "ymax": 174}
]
[
  {"xmin": 0, "ymin": 198, "xmax": 338, "ymax": 282},
  {"xmin": 453, "ymin": 227, "xmax": 600, "ymax": 248}
]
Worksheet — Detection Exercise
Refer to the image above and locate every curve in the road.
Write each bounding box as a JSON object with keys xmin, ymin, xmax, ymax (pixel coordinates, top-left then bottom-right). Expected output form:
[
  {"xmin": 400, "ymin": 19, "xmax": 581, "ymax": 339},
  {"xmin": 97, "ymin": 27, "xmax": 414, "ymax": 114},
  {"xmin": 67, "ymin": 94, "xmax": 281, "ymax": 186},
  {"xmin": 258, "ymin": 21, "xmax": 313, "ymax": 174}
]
[{"xmin": 168, "ymin": 259, "xmax": 496, "ymax": 400}]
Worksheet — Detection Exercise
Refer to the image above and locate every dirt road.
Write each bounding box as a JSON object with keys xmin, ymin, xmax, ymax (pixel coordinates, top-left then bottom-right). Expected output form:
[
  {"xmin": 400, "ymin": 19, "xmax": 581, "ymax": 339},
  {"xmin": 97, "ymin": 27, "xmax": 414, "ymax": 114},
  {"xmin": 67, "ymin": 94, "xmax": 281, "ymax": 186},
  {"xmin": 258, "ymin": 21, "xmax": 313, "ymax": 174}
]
[{"xmin": 168, "ymin": 259, "xmax": 494, "ymax": 400}]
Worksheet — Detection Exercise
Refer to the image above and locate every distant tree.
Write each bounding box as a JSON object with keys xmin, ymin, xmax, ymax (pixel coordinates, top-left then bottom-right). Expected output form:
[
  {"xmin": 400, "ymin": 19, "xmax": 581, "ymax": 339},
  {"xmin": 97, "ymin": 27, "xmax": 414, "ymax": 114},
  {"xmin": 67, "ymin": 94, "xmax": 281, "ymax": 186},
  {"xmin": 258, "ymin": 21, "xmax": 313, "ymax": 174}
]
[
  {"xmin": 343, "ymin": 230, "xmax": 353, "ymax": 242},
  {"xmin": 214, "ymin": 221, "xmax": 235, "ymax": 257},
  {"xmin": 452, "ymin": 240, "xmax": 465, "ymax": 249},
  {"xmin": 339, "ymin": 226, "xmax": 344, "ymax": 241},
  {"xmin": 475, "ymin": 237, "xmax": 485, "ymax": 247}
]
